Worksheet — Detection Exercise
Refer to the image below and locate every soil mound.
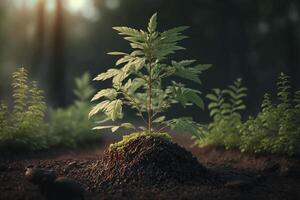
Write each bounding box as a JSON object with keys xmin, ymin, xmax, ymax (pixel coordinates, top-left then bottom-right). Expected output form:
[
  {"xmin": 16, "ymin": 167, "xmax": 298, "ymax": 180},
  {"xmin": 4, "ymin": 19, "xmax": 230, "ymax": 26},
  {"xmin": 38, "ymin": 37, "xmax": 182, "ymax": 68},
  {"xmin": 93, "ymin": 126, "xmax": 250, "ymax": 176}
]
[{"xmin": 88, "ymin": 136, "xmax": 218, "ymax": 191}]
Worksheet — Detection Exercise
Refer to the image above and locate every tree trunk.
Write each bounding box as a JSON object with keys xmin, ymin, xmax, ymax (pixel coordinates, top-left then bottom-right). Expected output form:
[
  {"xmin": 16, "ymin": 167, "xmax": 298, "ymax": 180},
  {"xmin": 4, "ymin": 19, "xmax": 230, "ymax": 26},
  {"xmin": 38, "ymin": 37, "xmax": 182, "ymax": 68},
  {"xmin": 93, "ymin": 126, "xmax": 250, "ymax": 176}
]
[{"xmin": 49, "ymin": 0, "xmax": 66, "ymax": 107}]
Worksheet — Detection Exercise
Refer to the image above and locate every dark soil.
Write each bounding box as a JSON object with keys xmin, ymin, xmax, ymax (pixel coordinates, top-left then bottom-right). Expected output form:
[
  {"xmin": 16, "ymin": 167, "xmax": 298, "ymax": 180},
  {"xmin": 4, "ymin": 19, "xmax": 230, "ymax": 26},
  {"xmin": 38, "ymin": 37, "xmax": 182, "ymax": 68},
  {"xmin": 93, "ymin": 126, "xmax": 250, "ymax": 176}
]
[
  {"xmin": 1, "ymin": 135, "xmax": 300, "ymax": 200},
  {"xmin": 86, "ymin": 136, "xmax": 218, "ymax": 191}
]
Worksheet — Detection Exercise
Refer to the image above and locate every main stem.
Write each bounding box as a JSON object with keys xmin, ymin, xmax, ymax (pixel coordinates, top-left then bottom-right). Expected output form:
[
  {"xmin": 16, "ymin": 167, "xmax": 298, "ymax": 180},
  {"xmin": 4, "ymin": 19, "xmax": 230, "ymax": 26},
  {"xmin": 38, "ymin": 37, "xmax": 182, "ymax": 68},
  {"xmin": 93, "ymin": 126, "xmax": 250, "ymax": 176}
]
[{"xmin": 148, "ymin": 60, "xmax": 152, "ymax": 134}]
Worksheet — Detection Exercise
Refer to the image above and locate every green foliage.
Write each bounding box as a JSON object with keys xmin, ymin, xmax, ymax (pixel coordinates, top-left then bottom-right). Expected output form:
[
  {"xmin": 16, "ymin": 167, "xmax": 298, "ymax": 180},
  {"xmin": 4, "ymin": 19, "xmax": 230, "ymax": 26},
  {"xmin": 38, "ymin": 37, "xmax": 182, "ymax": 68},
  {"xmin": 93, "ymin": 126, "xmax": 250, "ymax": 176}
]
[
  {"xmin": 0, "ymin": 67, "xmax": 47, "ymax": 151},
  {"xmin": 90, "ymin": 13, "xmax": 211, "ymax": 135},
  {"xmin": 109, "ymin": 131, "xmax": 172, "ymax": 150},
  {"xmin": 49, "ymin": 72, "xmax": 102, "ymax": 147},
  {"xmin": 193, "ymin": 78, "xmax": 247, "ymax": 149},
  {"xmin": 240, "ymin": 73, "xmax": 300, "ymax": 156},
  {"xmin": 0, "ymin": 102, "xmax": 9, "ymax": 133}
]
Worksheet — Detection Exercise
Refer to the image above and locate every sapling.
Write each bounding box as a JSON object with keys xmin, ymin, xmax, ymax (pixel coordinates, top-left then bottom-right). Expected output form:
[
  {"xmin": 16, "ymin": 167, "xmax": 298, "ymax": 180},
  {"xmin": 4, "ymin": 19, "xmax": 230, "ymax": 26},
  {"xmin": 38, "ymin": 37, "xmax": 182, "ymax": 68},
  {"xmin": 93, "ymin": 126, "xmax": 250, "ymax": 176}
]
[{"xmin": 89, "ymin": 13, "xmax": 211, "ymax": 136}]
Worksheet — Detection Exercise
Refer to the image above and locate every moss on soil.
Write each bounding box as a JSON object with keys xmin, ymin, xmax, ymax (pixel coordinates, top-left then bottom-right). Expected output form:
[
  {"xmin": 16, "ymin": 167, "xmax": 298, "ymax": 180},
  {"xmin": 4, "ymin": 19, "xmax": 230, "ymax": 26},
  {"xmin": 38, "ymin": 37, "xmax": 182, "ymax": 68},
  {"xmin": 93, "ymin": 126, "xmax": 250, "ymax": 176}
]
[{"xmin": 109, "ymin": 131, "xmax": 172, "ymax": 150}]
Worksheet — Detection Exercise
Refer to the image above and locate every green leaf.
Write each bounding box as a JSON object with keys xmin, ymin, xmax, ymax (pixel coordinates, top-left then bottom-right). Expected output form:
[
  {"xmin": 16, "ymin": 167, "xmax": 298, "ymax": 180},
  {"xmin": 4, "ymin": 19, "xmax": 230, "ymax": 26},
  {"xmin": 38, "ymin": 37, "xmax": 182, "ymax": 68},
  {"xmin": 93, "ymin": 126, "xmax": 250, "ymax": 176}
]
[
  {"xmin": 185, "ymin": 90, "xmax": 204, "ymax": 109},
  {"xmin": 111, "ymin": 126, "xmax": 120, "ymax": 133},
  {"xmin": 148, "ymin": 13, "xmax": 157, "ymax": 33},
  {"xmin": 166, "ymin": 117, "xmax": 202, "ymax": 138},
  {"xmin": 107, "ymin": 52, "xmax": 127, "ymax": 56},
  {"xmin": 91, "ymin": 89, "xmax": 117, "ymax": 102},
  {"xmin": 94, "ymin": 69, "xmax": 120, "ymax": 81},
  {"xmin": 92, "ymin": 125, "xmax": 116, "ymax": 130},
  {"xmin": 89, "ymin": 100, "xmax": 110, "ymax": 118},
  {"xmin": 153, "ymin": 116, "xmax": 166, "ymax": 123},
  {"xmin": 116, "ymin": 56, "xmax": 134, "ymax": 66},
  {"xmin": 113, "ymin": 26, "xmax": 143, "ymax": 37},
  {"xmin": 206, "ymin": 94, "xmax": 218, "ymax": 102},
  {"xmin": 105, "ymin": 99, "xmax": 123, "ymax": 121},
  {"xmin": 120, "ymin": 123, "xmax": 136, "ymax": 129},
  {"xmin": 127, "ymin": 78, "xmax": 146, "ymax": 94}
]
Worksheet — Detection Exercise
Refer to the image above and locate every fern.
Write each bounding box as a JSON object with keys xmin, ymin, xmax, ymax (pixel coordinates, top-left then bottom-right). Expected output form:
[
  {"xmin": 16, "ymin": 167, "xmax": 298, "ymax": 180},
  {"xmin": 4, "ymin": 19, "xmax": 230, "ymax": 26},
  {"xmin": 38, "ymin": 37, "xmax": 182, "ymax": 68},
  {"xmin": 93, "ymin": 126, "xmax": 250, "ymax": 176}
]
[
  {"xmin": 277, "ymin": 72, "xmax": 291, "ymax": 107},
  {"xmin": 74, "ymin": 72, "xmax": 95, "ymax": 102},
  {"xmin": 49, "ymin": 72, "xmax": 102, "ymax": 147},
  {"xmin": 224, "ymin": 78, "xmax": 247, "ymax": 115},
  {"xmin": 27, "ymin": 81, "xmax": 46, "ymax": 124},
  {"xmin": 293, "ymin": 90, "xmax": 300, "ymax": 110},
  {"xmin": 0, "ymin": 102, "xmax": 8, "ymax": 132},
  {"xmin": 12, "ymin": 67, "xmax": 29, "ymax": 125},
  {"xmin": 261, "ymin": 93, "xmax": 273, "ymax": 112},
  {"xmin": 240, "ymin": 72, "xmax": 300, "ymax": 156},
  {"xmin": 90, "ymin": 13, "xmax": 211, "ymax": 135},
  {"xmin": 194, "ymin": 78, "xmax": 247, "ymax": 149},
  {"xmin": 0, "ymin": 67, "xmax": 48, "ymax": 151}
]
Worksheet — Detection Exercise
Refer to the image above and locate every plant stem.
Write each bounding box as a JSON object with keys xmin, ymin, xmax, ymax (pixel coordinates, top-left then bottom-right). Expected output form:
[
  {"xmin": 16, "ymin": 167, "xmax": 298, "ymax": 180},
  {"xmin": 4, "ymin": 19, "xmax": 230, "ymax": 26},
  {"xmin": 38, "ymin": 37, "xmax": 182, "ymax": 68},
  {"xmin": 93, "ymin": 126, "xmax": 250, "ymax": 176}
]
[{"xmin": 148, "ymin": 60, "xmax": 152, "ymax": 134}]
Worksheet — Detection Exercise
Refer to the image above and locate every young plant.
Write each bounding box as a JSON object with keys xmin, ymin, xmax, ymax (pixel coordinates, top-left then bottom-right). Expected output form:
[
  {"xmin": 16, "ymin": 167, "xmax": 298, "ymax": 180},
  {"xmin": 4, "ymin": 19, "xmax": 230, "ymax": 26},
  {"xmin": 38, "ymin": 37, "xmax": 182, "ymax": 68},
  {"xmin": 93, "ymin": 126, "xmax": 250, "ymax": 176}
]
[
  {"xmin": 0, "ymin": 67, "xmax": 48, "ymax": 150},
  {"xmin": 194, "ymin": 78, "xmax": 247, "ymax": 149},
  {"xmin": 89, "ymin": 13, "xmax": 211, "ymax": 135},
  {"xmin": 240, "ymin": 73, "xmax": 300, "ymax": 155},
  {"xmin": 49, "ymin": 72, "xmax": 102, "ymax": 147}
]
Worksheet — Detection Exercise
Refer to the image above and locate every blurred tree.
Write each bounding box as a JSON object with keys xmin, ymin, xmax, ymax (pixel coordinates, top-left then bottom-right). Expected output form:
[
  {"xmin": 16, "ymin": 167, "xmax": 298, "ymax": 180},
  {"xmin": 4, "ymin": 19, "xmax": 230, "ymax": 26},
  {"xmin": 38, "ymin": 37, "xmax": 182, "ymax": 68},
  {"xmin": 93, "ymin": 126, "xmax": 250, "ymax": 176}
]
[
  {"xmin": 0, "ymin": 1, "xmax": 4, "ymax": 99},
  {"xmin": 49, "ymin": 0, "xmax": 66, "ymax": 106},
  {"xmin": 32, "ymin": 0, "xmax": 45, "ymax": 78}
]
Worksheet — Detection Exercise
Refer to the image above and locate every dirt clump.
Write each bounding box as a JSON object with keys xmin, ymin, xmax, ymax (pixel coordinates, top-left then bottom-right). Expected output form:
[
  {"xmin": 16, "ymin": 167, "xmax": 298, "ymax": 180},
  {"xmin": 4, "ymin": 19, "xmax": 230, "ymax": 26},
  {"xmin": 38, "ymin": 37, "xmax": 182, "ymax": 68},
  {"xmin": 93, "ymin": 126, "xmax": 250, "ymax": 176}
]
[{"xmin": 88, "ymin": 136, "xmax": 218, "ymax": 191}]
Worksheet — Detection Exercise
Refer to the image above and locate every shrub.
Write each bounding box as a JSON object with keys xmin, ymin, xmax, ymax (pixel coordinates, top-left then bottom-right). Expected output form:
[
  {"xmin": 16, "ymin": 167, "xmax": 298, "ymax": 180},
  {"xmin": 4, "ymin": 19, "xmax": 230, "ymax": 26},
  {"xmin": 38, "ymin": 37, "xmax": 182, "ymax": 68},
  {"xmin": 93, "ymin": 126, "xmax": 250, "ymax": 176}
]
[
  {"xmin": 49, "ymin": 72, "xmax": 102, "ymax": 147},
  {"xmin": 193, "ymin": 78, "xmax": 247, "ymax": 149},
  {"xmin": 89, "ymin": 13, "xmax": 211, "ymax": 138},
  {"xmin": 0, "ymin": 67, "xmax": 48, "ymax": 151},
  {"xmin": 240, "ymin": 73, "xmax": 300, "ymax": 155}
]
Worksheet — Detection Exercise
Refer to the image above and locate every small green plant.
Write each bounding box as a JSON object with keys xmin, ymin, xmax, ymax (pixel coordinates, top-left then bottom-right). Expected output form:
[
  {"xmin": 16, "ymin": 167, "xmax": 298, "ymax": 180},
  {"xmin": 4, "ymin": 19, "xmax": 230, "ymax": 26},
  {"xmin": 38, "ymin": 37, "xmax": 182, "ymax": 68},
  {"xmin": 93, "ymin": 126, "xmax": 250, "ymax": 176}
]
[
  {"xmin": 49, "ymin": 72, "xmax": 102, "ymax": 147},
  {"xmin": 0, "ymin": 67, "xmax": 47, "ymax": 151},
  {"xmin": 240, "ymin": 73, "xmax": 300, "ymax": 155},
  {"xmin": 193, "ymin": 78, "xmax": 247, "ymax": 149},
  {"xmin": 89, "ymin": 13, "xmax": 211, "ymax": 137}
]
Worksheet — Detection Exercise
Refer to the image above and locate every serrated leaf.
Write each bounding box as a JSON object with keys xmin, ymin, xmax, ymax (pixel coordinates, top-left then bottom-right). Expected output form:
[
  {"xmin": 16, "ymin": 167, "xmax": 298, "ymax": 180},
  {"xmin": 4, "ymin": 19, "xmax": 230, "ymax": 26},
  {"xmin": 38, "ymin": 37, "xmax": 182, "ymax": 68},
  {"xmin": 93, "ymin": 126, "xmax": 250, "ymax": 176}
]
[
  {"xmin": 91, "ymin": 89, "xmax": 117, "ymax": 102},
  {"xmin": 89, "ymin": 100, "xmax": 110, "ymax": 118},
  {"xmin": 148, "ymin": 13, "xmax": 157, "ymax": 33},
  {"xmin": 93, "ymin": 69, "xmax": 120, "ymax": 81},
  {"xmin": 113, "ymin": 26, "xmax": 144, "ymax": 37},
  {"xmin": 105, "ymin": 99, "xmax": 123, "ymax": 121}
]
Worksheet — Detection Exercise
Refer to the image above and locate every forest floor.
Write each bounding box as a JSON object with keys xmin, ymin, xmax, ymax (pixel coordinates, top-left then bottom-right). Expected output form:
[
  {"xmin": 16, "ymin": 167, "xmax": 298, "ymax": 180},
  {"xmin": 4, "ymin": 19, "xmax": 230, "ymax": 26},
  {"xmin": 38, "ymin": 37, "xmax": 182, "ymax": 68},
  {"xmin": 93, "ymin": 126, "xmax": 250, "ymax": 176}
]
[{"xmin": 0, "ymin": 133, "xmax": 300, "ymax": 200}]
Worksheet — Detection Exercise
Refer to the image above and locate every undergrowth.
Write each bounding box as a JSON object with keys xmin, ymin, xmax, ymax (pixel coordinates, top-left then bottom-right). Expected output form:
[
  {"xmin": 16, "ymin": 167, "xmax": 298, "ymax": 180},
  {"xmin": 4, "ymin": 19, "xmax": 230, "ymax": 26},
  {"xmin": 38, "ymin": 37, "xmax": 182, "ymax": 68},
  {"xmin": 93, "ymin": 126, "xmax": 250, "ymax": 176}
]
[
  {"xmin": 240, "ymin": 73, "xmax": 300, "ymax": 156},
  {"xmin": 195, "ymin": 73, "xmax": 300, "ymax": 156},
  {"xmin": 193, "ymin": 78, "xmax": 247, "ymax": 149},
  {"xmin": 49, "ymin": 72, "xmax": 102, "ymax": 148},
  {"xmin": 0, "ymin": 67, "xmax": 47, "ymax": 151}
]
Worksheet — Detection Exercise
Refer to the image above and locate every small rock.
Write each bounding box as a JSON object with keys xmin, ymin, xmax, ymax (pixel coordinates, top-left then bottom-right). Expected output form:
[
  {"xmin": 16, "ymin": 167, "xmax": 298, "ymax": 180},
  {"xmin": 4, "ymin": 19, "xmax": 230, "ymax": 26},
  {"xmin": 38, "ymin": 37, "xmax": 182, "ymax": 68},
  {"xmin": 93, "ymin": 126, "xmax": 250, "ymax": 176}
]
[
  {"xmin": 49, "ymin": 177, "xmax": 85, "ymax": 200},
  {"xmin": 25, "ymin": 168, "xmax": 57, "ymax": 185},
  {"xmin": 225, "ymin": 180, "xmax": 253, "ymax": 190},
  {"xmin": 25, "ymin": 167, "xmax": 85, "ymax": 200}
]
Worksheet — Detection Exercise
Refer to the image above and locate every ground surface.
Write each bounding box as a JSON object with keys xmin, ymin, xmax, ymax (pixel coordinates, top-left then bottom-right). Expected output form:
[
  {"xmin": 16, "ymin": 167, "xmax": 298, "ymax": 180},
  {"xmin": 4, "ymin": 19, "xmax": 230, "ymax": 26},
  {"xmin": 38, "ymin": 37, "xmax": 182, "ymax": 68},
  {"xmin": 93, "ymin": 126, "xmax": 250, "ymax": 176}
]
[{"xmin": 1, "ymin": 134, "xmax": 300, "ymax": 200}]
